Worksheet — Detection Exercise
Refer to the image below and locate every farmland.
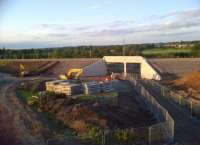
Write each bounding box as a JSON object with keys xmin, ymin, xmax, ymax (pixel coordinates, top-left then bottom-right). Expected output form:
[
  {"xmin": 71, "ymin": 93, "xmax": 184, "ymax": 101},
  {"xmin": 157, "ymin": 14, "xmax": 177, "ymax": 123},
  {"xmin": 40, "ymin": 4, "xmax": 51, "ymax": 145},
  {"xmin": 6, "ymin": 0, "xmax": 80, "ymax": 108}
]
[{"xmin": 142, "ymin": 47, "xmax": 192, "ymax": 57}]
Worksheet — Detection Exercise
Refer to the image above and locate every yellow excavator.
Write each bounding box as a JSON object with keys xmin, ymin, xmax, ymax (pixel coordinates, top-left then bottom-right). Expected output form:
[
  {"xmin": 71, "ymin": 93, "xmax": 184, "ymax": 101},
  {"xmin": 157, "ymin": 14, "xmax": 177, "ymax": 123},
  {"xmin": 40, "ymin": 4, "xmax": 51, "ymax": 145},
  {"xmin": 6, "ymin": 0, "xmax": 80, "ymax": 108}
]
[
  {"xmin": 19, "ymin": 63, "xmax": 27, "ymax": 77},
  {"xmin": 59, "ymin": 69, "xmax": 83, "ymax": 80}
]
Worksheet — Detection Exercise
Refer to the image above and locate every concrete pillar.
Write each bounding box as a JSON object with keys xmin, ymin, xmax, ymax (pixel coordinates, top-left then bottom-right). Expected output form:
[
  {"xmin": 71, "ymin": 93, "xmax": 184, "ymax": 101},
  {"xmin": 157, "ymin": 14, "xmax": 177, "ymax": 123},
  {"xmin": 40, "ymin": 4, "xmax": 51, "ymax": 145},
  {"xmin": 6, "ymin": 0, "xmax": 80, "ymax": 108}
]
[{"xmin": 124, "ymin": 62, "xmax": 127, "ymax": 77}]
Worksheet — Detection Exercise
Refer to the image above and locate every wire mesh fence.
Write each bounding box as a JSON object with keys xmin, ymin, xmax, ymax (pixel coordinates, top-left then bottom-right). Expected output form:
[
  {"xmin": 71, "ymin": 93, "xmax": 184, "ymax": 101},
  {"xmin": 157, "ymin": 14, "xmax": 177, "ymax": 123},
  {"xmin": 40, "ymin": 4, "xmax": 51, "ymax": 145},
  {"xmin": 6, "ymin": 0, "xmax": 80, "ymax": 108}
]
[
  {"xmin": 131, "ymin": 80, "xmax": 174, "ymax": 145},
  {"xmin": 45, "ymin": 79, "xmax": 174, "ymax": 145},
  {"xmin": 142, "ymin": 79, "xmax": 200, "ymax": 120}
]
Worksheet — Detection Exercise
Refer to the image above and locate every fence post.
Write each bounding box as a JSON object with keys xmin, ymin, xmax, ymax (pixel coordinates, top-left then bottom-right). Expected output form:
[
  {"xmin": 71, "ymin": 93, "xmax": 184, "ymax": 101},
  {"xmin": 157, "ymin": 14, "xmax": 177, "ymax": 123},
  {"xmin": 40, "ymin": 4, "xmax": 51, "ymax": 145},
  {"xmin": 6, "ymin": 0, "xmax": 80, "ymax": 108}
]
[
  {"xmin": 151, "ymin": 97, "xmax": 154, "ymax": 113},
  {"xmin": 190, "ymin": 100, "xmax": 193, "ymax": 118},
  {"xmin": 162, "ymin": 87, "xmax": 165, "ymax": 96},
  {"xmin": 179, "ymin": 96, "xmax": 182, "ymax": 106},
  {"xmin": 148, "ymin": 127, "xmax": 152, "ymax": 145},
  {"xmin": 172, "ymin": 119, "xmax": 175, "ymax": 143},
  {"xmin": 165, "ymin": 111, "xmax": 168, "ymax": 121},
  {"xmin": 169, "ymin": 91, "xmax": 173, "ymax": 100},
  {"xmin": 102, "ymin": 131, "xmax": 105, "ymax": 145}
]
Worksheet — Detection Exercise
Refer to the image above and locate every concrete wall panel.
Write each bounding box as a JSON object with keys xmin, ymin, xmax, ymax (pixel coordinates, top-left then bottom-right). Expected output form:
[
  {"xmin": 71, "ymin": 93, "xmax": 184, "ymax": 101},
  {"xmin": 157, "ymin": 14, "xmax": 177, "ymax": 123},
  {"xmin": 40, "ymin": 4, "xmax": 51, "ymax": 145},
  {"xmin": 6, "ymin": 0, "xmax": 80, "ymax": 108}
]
[
  {"xmin": 103, "ymin": 56, "xmax": 161, "ymax": 80},
  {"xmin": 82, "ymin": 60, "xmax": 107, "ymax": 77}
]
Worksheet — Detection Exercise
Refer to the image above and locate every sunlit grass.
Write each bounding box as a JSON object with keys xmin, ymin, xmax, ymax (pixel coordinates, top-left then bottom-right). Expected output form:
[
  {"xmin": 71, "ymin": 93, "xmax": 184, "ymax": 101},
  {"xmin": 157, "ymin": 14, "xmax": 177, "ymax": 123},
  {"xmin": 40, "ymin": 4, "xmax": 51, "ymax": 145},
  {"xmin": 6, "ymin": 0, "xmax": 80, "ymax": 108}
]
[
  {"xmin": 16, "ymin": 90, "xmax": 33, "ymax": 103},
  {"xmin": 0, "ymin": 61, "xmax": 11, "ymax": 66},
  {"xmin": 142, "ymin": 47, "xmax": 192, "ymax": 55}
]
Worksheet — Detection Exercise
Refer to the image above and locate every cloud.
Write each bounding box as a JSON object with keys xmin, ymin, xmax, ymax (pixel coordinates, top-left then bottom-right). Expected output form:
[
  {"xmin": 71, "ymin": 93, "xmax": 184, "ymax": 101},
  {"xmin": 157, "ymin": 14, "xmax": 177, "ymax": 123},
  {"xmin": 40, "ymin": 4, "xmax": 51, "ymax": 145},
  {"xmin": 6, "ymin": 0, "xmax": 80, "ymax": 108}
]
[
  {"xmin": 83, "ymin": 28, "xmax": 134, "ymax": 37},
  {"xmin": 1, "ymin": 41, "xmax": 56, "ymax": 49},
  {"xmin": 2, "ymin": 8, "xmax": 200, "ymax": 48},
  {"xmin": 36, "ymin": 24, "xmax": 67, "ymax": 31},
  {"xmin": 82, "ymin": 8, "xmax": 200, "ymax": 38},
  {"xmin": 160, "ymin": 8, "xmax": 200, "ymax": 20},
  {"xmin": 106, "ymin": 20, "xmax": 135, "ymax": 28},
  {"xmin": 47, "ymin": 33, "xmax": 69, "ymax": 37},
  {"xmin": 154, "ymin": 30, "xmax": 199, "ymax": 37},
  {"xmin": 74, "ymin": 26, "xmax": 93, "ymax": 31}
]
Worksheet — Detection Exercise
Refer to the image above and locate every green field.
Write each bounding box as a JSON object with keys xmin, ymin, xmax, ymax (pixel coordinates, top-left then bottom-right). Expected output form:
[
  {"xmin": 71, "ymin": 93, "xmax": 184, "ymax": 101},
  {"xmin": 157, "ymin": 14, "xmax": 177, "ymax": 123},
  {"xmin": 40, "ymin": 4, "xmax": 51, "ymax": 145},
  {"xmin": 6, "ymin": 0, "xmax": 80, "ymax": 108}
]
[{"xmin": 142, "ymin": 47, "xmax": 192, "ymax": 55}]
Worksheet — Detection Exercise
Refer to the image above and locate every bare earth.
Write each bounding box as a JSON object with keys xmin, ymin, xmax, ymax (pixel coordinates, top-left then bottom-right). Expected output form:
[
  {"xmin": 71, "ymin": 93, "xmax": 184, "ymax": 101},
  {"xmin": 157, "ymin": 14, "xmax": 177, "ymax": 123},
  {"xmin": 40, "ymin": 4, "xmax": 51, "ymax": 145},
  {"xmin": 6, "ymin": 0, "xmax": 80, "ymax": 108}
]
[
  {"xmin": 0, "ymin": 74, "xmax": 155, "ymax": 145},
  {"xmin": 0, "ymin": 74, "xmax": 46, "ymax": 145},
  {"xmin": 148, "ymin": 58, "xmax": 200, "ymax": 79}
]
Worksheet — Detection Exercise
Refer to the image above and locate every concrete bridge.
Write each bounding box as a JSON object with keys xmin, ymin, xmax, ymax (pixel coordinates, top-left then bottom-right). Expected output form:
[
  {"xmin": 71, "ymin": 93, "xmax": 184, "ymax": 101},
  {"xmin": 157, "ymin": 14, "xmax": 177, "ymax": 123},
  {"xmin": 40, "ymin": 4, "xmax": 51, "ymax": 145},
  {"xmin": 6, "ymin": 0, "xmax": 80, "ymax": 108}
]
[{"xmin": 82, "ymin": 56, "xmax": 162, "ymax": 80}]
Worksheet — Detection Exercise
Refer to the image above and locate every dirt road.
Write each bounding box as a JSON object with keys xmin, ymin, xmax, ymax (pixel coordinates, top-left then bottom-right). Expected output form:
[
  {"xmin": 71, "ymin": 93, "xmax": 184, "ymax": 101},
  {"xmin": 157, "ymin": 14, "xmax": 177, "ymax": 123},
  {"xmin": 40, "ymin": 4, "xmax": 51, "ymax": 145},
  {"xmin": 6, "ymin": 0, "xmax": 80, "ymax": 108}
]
[
  {"xmin": 0, "ymin": 73, "xmax": 47, "ymax": 145},
  {"xmin": 142, "ymin": 81, "xmax": 200, "ymax": 145}
]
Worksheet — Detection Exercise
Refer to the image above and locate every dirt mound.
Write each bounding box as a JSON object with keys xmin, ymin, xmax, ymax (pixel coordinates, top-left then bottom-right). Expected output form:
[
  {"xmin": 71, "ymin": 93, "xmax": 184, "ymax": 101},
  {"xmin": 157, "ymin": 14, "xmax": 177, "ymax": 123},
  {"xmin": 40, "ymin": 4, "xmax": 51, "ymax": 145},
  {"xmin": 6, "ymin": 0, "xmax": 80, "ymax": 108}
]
[
  {"xmin": 174, "ymin": 71, "xmax": 200, "ymax": 91},
  {"xmin": 0, "ymin": 60, "xmax": 57, "ymax": 76},
  {"xmin": 0, "ymin": 59, "xmax": 100, "ymax": 77},
  {"xmin": 44, "ymin": 58, "xmax": 100, "ymax": 76},
  {"xmin": 39, "ymin": 91, "xmax": 156, "ymax": 134},
  {"xmin": 39, "ymin": 95, "xmax": 110, "ymax": 137},
  {"xmin": 149, "ymin": 58, "xmax": 200, "ymax": 79}
]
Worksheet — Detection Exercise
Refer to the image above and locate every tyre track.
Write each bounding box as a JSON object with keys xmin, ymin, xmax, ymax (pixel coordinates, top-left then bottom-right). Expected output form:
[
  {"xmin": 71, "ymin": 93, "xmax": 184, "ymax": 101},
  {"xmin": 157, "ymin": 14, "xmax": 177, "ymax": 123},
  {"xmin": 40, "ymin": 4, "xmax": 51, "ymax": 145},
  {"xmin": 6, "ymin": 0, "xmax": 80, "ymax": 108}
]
[{"xmin": 0, "ymin": 75, "xmax": 46, "ymax": 145}]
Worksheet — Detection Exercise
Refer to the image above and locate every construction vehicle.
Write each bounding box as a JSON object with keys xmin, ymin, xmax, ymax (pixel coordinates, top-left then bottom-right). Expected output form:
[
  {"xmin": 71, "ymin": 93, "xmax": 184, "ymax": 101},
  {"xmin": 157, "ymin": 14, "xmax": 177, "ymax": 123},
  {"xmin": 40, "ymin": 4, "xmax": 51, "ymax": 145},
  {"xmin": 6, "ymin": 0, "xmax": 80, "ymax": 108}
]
[
  {"xmin": 19, "ymin": 63, "xmax": 28, "ymax": 77},
  {"xmin": 59, "ymin": 68, "xmax": 83, "ymax": 80}
]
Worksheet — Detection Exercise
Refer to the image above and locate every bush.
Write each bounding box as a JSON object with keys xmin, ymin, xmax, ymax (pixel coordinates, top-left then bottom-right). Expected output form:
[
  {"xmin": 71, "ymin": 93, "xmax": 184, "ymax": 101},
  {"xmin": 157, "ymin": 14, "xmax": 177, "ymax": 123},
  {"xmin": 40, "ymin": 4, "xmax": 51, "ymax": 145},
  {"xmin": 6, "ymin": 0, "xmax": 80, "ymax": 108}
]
[
  {"xmin": 86, "ymin": 125, "xmax": 103, "ymax": 145},
  {"xmin": 115, "ymin": 129, "xmax": 129, "ymax": 142}
]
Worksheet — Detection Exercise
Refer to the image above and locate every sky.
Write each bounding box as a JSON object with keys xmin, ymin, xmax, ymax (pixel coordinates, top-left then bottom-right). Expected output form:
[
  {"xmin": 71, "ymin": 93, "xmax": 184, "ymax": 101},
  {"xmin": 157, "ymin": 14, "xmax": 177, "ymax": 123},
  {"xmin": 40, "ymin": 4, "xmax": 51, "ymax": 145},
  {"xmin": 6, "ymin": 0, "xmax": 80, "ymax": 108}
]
[{"xmin": 0, "ymin": 0, "xmax": 200, "ymax": 49}]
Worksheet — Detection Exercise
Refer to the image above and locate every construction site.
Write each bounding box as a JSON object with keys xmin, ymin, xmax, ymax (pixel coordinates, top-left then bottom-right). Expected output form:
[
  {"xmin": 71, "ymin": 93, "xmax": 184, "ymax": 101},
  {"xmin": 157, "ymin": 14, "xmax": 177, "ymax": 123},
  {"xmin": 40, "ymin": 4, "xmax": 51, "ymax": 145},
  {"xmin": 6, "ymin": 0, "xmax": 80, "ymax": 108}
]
[{"xmin": 0, "ymin": 56, "xmax": 200, "ymax": 145}]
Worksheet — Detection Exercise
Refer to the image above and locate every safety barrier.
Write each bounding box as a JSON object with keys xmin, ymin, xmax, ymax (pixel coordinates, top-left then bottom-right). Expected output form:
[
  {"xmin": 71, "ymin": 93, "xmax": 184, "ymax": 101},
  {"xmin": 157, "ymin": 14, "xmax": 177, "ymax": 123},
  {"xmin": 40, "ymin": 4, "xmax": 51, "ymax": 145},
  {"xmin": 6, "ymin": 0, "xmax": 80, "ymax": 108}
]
[
  {"xmin": 143, "ymin": 79, "xmax": 200, "ymax": 120},
  {"xmin": 130, "ymin": 79, "xmax": 174, "ymax": 145}
]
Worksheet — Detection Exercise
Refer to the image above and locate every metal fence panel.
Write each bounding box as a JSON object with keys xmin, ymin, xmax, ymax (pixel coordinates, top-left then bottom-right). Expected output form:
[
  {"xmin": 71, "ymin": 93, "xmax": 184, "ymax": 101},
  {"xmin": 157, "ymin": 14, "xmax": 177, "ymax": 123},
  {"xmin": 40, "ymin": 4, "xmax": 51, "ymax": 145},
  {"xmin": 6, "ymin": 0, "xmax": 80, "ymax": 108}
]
[
  {"xmin": 131, "ymin": 80, "xmax": 174, "ymax": 145},
  {"xmin": 143, "ymin": 79, "xmax": 200, "ymax": 123}
]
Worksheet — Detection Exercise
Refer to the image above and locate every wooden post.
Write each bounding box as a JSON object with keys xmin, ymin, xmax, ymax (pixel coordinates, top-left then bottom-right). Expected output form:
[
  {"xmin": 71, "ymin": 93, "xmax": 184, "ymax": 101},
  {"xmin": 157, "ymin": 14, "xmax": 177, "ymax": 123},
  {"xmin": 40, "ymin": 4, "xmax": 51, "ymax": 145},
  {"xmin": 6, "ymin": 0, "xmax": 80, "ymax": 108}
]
[
  {"xmin": 148, "ymin": 127, "xmax": 152, "ymax": 145},
  {"xmin": 190, "ymin": 100, "xmax": 193, "ymax": 117},
  {"xmin": 124, "ymin": 62, "xmax": 127, "ymax": 78},
  {"xmin": 179, "ymin": 96, "xmax": 182, "ymax": 106},
  {"xmin": 162, "ymin": 87, "xmax": 165, "ymax": 96},
  {"xmin": 102, "ymin": 131, "xmax": 105, "ymax": 145}
]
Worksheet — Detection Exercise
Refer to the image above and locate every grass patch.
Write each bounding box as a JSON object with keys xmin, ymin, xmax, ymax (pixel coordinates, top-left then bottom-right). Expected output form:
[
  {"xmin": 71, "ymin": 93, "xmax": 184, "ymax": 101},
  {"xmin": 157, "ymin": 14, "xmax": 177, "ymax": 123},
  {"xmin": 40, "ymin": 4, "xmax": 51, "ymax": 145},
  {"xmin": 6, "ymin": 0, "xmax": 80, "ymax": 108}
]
[
  {"xmin": 0, "ymin": 61, "xmax": 11, "ymax": 66},
  {"xmin": 76, "ymin": 92, "xmax": 118, "ymax": 102},
  {"xmin": 17, "ymin": 90, "xmax": 76, "ymax": 138},
  {"xmin": 142, "ymin": 47, "xmax": 192, "ymax": 55},
  {"xmin": 16, "ymin": 89, "xmax": 39, "ymax": 107},
  {"xmin": 16, "ymin": 90, "xmax": 33, "ymax": 103}
]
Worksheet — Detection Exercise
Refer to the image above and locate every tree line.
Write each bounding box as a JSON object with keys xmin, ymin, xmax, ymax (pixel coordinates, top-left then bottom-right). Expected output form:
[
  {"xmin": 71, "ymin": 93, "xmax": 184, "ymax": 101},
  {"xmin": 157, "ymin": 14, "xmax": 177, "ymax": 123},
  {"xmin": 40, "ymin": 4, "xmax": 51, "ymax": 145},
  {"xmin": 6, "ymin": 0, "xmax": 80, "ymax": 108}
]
[{"xmin": 0, "ymin": 43, "xmax": 199, "ymax": 59}]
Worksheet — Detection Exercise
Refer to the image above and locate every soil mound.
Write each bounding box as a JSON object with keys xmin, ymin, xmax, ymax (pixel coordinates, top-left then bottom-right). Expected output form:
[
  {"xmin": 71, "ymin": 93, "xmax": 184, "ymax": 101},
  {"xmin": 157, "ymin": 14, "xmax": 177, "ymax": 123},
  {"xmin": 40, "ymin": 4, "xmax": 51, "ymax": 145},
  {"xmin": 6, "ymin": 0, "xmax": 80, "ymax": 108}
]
[{"xmin": 174, "ymin": 71, "xmax": 200, "ymax": 91}]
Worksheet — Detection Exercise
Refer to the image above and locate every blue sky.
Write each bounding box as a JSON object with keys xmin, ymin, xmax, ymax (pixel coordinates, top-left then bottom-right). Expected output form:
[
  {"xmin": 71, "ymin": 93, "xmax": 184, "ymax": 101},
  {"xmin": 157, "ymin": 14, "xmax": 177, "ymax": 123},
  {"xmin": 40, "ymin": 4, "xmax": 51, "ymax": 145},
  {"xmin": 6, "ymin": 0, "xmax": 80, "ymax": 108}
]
[{"xmin": 0, "ymin": 0, "xmax": 200, "ymax": 49}]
